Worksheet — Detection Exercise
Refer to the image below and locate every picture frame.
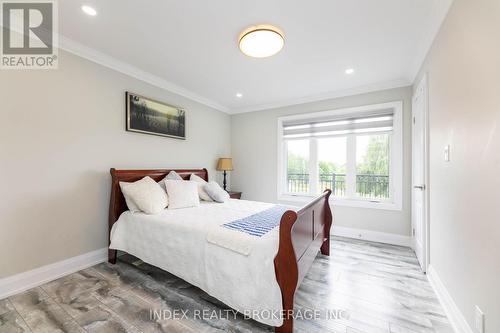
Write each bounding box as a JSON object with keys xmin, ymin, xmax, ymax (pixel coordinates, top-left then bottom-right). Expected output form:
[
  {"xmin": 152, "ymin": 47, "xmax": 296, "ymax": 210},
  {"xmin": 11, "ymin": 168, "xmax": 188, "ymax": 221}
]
[{"xmin": 126, "ymin": 92, "xmax": 186, "ymax": 140}]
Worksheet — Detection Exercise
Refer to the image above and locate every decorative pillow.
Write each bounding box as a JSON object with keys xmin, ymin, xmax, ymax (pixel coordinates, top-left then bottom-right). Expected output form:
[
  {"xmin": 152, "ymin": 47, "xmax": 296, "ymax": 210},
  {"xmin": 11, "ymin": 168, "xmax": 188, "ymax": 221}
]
[
  {"xmin": 158, "ymin": 178, "xmax": 167, "ymax": 192},
  {"xmin": 166, "ymin": 170, "xmax": 183, "ymax": 180},
  {"xmin": 120, "ymin": 176, "xmax": 168, "ymax": 214},
  {"xmin": 165, "ymin": 180, "xmax": 200, "ymax": 209},
  {"xmin": 204, "ymin": 181, "xmax": 230, "ymax": 203},
  {"xmin": 119, "ymin": 181, "xmax": 141, "ymax": 212},
  {"xmin": 159, "ymin": 170, "xmax": 184, "ymax": 191},
  {"xmin": 190, "ymin": 174, "xmax": 213, "ymax": 201}
]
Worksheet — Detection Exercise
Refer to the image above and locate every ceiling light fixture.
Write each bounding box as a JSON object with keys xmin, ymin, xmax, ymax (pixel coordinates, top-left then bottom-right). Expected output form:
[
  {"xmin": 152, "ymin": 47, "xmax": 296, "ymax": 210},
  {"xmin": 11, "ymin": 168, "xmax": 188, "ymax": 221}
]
[
  {"xmin": 236, "ymin": 93, "xmax": 243, "ymax": 98},
  {"xmin": 81, "ymin": 5, "xmax": 97, "ymax": 16},
  {"xmin": 238, "ymin": 25, "xmax": 284, "ymax": 58},
  {"xmin": 345, "ymin": 68, "xmax": 355, "ymax": 75}
]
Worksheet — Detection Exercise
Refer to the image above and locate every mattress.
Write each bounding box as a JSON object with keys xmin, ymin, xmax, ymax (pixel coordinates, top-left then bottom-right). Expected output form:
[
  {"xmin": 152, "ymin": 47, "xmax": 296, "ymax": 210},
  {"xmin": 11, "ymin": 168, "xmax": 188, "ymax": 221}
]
[{"xmin": 109, "ymin": 199, "xmax": 285, "ymax": 326}]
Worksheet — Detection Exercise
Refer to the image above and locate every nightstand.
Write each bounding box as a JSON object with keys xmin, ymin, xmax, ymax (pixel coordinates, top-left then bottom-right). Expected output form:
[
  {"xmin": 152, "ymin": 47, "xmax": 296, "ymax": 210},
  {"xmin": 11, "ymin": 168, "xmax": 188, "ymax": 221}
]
[{"xmin": 228, "ymin": 191, "xmax": 242, "ymax": 199}]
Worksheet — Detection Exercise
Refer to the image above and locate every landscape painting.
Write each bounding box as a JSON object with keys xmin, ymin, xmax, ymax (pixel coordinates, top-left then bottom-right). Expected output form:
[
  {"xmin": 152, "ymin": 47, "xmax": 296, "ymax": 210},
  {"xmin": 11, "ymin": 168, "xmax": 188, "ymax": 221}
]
[{"xmin": 126, "ymin": 92, "xmax": 186, "ymax": 139}]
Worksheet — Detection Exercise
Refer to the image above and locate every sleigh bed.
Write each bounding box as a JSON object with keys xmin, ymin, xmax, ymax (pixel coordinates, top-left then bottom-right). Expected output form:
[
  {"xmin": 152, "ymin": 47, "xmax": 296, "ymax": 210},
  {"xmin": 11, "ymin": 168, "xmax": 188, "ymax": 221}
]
[{"xmin": 107, "ymin": 168, "xmax": 332, "ymax": 333}]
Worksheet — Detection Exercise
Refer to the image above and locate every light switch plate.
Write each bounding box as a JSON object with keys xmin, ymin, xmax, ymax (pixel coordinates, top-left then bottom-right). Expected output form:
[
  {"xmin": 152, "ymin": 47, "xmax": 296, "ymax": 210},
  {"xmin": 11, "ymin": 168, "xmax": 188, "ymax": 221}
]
[
  {"xmin": 475, "ymin": 305, "xmax": 484, "ymax": 333},
  {"xmin": 444, "ymin": 145, "xmax": 450, "ymax": 162}
]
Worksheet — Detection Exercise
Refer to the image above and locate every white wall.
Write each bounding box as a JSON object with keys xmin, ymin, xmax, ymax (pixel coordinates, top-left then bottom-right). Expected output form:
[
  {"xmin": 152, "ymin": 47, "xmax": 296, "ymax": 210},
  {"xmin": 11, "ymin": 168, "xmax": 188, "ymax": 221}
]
[
  {"xmin": 0, "ymin": 50, "xmax": 231, "ymax": 278},
  {"xmin": 414, "ymin": 0, "xmax": 500, "ymax": 331},
  {"xmin": 230, "ymin": 87, "xmax": 412, "ymax": 237}
]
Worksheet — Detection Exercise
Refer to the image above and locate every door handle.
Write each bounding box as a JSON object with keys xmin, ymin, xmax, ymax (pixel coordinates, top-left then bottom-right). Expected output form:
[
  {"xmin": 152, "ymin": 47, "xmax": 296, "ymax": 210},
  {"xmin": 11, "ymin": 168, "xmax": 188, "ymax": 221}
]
[{"xmin": 414, "ymin": 185, "xmax": 426, "ymax": 190}]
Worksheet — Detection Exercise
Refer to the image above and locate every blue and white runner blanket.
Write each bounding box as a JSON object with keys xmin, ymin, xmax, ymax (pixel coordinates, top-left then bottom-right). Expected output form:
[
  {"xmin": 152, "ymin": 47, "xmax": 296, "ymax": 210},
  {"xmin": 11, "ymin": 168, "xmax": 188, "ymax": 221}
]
[
  {"xmin": 222, "ymin": 205, "xmax": 289, "ymax": 237},
  {"xmin": 207, "ymin": 205, "xmax": 290, "ymax": 255}
]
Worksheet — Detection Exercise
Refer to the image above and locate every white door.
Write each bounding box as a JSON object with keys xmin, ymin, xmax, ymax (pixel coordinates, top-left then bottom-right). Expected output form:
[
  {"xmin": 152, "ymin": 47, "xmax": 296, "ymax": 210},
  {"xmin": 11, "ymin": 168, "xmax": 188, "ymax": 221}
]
[{"xmin": 412, "ymin": 76, "xmax": 429, "ymax": 272}]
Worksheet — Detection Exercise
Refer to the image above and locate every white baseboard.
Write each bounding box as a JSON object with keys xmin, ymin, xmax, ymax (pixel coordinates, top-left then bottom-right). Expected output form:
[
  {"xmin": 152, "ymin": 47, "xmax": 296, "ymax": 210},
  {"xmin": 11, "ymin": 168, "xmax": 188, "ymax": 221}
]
[
  {"xmin": 427, "ymin": 265, "xmax": 473, "ymax": 333},
  {"xmin": 332, "ymin": 226, "xmax": 412, "ymax": 247},
  {"xmin": 0, "ymin": 248, "xmax": 107, "ymax": 300}
]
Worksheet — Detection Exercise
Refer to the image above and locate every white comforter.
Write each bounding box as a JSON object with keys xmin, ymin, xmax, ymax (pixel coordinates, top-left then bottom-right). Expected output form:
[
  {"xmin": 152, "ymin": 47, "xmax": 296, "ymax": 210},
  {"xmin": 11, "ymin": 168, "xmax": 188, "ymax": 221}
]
[{"xmin": 109, "ymin": 199, "xmax": 284, "ymax": 326}]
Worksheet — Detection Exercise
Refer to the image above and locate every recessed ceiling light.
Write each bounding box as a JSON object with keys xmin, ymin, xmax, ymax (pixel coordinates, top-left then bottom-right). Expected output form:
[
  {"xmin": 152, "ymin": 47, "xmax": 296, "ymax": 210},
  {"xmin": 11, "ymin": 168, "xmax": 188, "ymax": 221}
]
[
  {"xmin": 345, "ymin": 68, "xmax": 355, "ymax": 75},
  {"xmin": 239, "ymin": 25, "xmax": 284, "ymax": 58},
  {"xmin": 81, "ymin": 5, "xmax": 97, "ymax": 16},
  {"xmin": 236, "ymin": 93, "xmax": 243, "ymax": 98}
]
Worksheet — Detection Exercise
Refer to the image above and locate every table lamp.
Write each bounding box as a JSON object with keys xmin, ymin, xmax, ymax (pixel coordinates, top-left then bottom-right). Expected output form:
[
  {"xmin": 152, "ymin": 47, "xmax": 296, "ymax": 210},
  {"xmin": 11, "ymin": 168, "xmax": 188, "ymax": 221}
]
[{"xmin": 216, "ymin": 158, "xmax": 233, "ymax": 191}]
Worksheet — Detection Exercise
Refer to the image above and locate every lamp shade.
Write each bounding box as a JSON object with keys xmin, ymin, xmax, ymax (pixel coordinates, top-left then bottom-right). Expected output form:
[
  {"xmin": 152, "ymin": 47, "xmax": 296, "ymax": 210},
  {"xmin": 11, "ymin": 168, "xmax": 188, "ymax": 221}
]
[{"xmin": 217, "ymin": 158, "xmax": 233, "ymax": 171}]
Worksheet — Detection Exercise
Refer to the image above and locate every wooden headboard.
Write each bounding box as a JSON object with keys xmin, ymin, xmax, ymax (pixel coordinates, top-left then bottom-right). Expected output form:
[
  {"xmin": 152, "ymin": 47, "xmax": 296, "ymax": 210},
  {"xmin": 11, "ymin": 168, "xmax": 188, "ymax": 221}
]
[{"xmin": 108, "ymin": 168, "xmax": 208, "ymax": 232}]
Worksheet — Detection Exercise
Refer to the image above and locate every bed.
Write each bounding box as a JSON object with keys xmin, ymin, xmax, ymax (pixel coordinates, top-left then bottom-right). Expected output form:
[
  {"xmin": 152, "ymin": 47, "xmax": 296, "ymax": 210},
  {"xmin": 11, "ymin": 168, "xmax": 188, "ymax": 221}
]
[{"xmin": 108, "ymin": 168, "xmax": 332, "ymax": 333}]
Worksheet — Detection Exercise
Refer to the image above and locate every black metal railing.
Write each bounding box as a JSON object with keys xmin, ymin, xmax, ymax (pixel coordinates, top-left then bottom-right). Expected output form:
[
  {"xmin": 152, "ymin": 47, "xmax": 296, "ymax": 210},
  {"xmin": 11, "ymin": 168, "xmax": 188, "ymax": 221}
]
[
  {"xmin": 287, "ymin": 173, "xmax": 389, "ymax": 199},
  {"xmin": 319, "ymin": 173, "xmax": 346, "ymax": 197},
  {"xmin": 287, "ymin": 173, "xmax": 311, "ymax": 194},
  {"xmin": 355, "ymin": 174, "xmax": 390, "ymax": 199}
]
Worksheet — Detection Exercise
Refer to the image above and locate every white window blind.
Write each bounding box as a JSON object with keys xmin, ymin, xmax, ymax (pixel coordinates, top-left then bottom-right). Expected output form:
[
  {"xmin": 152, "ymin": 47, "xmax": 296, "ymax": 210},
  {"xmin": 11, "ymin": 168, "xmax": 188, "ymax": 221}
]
[
  {"xmin": 283, "ymin": 110, "xmax": 394, "ymax": 139},
  {"xmin": 277, "ymin": 101, "xmax": 403, "ymax": 211}
]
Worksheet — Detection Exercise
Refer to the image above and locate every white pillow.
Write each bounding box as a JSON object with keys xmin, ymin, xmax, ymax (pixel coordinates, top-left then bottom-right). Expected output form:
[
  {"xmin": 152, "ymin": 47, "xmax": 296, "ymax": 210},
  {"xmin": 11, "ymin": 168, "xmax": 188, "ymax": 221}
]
[
  {"xmin": 120, "ymin": 177, "xmax": 168, "ymax": 214},
  {"xmin": 119, "ymin": 181, "xmax": 141, "ymax": 212},
  {"xmin": 204, "ymin": 181, "xmax": 230, "ymax": 203},
  {"xmin": 190, "ymin": 174, "xmax": 213, "ymax": 201},
  {"xmin": 166, "ymin": 170, "xmax": 183, "ymax": 180},
  {"xmin": 160, "ymin": 170, "xmax": 184, "ymax": 191},
  {"xmin": 165, "ymin": 180, "xmax": 200, "ymax": 209}
]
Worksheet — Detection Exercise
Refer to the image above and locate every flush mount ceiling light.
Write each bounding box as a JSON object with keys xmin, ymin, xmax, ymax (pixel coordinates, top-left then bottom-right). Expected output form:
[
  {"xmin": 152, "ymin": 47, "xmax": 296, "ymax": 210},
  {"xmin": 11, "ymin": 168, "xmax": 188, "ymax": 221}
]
[
  {"xmin": 345, "ymin": 68, "xmax": 355, "ymax": 75},
  {"xmin": 238, "ymin": 25, "xmax": 284, "ymax": 58},
  {"xmin": 81, "ymin": 5, "xmax": 97, "ymax": 16},
  {"xmin": 236, "ymin": 93, "xmax": 243, "ymax": 98}
]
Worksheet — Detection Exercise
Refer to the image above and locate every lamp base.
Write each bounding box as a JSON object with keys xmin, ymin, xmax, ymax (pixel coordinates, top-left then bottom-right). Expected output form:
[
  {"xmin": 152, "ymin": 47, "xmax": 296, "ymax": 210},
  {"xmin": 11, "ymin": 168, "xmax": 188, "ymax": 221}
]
[{"xmin": 223, "ymin": 170, "xmax": 228, "ymax": 191}]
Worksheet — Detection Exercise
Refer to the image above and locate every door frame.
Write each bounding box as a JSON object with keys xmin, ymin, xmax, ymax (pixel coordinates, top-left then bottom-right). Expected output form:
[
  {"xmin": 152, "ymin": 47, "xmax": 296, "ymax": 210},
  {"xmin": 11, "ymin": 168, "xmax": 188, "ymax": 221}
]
[{"xmin": 412, "ymin": 73, "xmax": 430, "ymax": 273}]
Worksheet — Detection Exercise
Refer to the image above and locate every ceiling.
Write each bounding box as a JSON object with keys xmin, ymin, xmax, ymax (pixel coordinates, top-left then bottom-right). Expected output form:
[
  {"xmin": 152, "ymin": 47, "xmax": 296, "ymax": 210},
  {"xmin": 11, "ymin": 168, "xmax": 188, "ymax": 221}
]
[{"xmin": 58, "ymin": 0, "xmax": 453, "ymax": 114}]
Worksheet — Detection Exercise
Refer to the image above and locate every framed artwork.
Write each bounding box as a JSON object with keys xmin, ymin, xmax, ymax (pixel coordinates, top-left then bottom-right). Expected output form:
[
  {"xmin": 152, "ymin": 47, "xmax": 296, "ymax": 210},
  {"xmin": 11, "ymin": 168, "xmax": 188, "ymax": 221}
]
[{"xmin": 126, "ymin": 92, "xmax": 186, "ymax": 139}]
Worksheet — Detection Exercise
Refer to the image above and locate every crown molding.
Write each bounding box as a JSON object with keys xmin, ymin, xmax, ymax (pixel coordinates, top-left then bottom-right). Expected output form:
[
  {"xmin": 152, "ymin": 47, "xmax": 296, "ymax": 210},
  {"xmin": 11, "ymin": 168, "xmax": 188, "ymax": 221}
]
[
  {"xmin": 7, "ymin": 1, "xmax": 451, "ymax": 117},
  {"xmin": 56, "ymin": 35, "xmax": 412, "ymax": 116},
  {"xmin": 57, "ymin": 35, "xmax": 230, "ymax": 114},
  {"xmin": 230, "ymin": 79, "xmax": 412, "ymax": 114},
  {"xmin": 408, "ymin": 0, "xmax": 454, "ymax": 82}
]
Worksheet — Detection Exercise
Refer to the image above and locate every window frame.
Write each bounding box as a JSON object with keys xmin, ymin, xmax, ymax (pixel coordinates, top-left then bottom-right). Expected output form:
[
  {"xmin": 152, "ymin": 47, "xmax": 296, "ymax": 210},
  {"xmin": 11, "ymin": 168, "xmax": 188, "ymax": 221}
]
[{"xmin": 277, "ymin": 101, "xmax": 403, "ymax": 211}]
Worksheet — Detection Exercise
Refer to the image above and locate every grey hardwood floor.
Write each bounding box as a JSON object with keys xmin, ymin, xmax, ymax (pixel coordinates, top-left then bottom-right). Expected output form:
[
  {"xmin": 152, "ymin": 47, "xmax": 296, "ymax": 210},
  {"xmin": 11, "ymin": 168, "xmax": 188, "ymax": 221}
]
[{"xmin": 0, "ymin": 237, "xmax": 453, "ymax": 333}]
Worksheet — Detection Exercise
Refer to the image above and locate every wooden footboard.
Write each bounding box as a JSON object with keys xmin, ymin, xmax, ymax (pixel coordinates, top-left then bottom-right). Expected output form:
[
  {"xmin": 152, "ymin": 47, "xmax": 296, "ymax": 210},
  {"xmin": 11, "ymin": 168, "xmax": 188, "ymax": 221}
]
[{"xmin": 274, "ymin": 190, "xmax": 333, "ymax": 333}]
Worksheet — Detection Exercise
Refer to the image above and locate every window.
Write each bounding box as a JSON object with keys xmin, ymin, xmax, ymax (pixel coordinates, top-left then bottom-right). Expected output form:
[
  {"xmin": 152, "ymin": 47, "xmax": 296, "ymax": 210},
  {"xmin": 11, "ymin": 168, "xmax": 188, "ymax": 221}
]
[
  {"xmin": 286, "ymin": 140, "xmax": 309, "ymax": 194},
  {"xmin": 278, "ymin": 102, "xmax": 403, "ymax": 210},
  {"xmin": 356, "ymin": 134, "xmax": 390, "ymax": 199},
  {"xmin": 317, "ymin": 137, "xmax": 347, "ymax": 196}
]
